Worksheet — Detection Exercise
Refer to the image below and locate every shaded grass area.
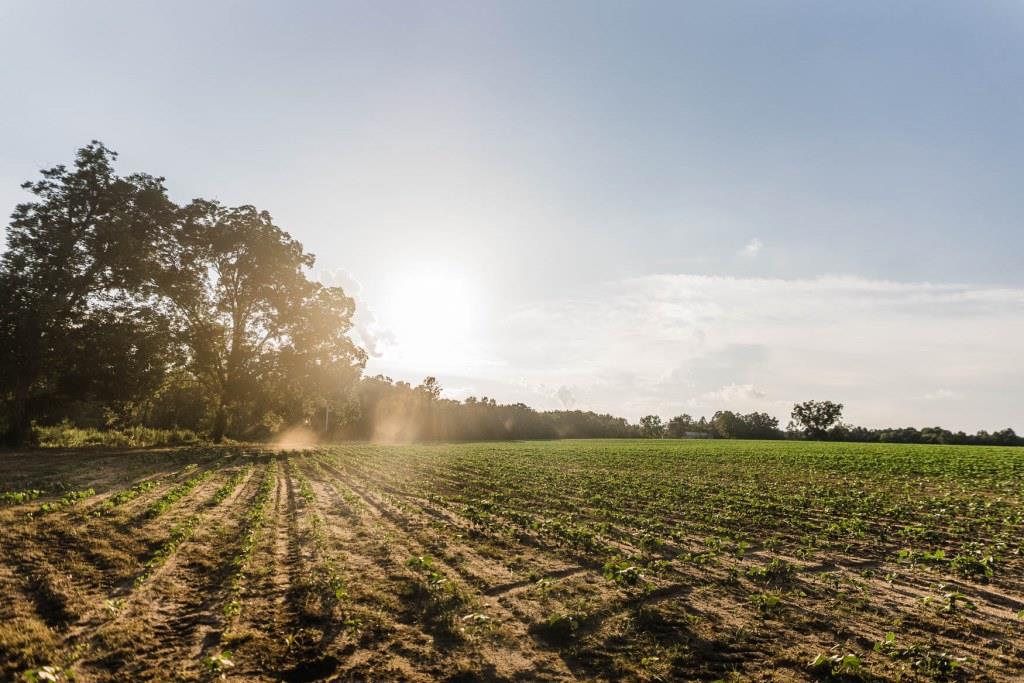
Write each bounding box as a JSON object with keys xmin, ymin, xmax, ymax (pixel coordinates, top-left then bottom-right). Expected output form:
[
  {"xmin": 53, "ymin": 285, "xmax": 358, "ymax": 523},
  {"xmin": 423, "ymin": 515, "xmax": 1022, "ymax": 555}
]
[{"xmin": 32, "ymin": 424, "xmax": 202, "ymax": 449}]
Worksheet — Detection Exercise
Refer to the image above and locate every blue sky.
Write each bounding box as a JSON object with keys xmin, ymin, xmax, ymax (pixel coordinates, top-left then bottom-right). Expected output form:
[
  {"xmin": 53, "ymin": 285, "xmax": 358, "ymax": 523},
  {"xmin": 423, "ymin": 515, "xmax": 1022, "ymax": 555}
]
[{"xmin": 2, "ymin": 2, "xmax": 1022, "ymax": 430}]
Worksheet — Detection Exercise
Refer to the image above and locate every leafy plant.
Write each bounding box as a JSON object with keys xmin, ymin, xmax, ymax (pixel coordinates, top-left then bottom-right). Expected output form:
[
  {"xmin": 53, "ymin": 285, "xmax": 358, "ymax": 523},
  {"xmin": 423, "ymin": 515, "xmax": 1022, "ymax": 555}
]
[
  {"xmin": 1, "ymin": 489, "xmax": 44, "ymax": 505},
  {"xmin": 602, "ymin": 557, "xmax": 644, "ymax": 587},
  {"xmin": 747, "ymin": 558, "xmax": 796, "ymax": 584},
  {"xmin": 749, "ymin": 592, "xmax": 782, "ymax": 614},
  {"xmin": 809, "ymin": 652, "xmax": 862, "ymax": 677}
]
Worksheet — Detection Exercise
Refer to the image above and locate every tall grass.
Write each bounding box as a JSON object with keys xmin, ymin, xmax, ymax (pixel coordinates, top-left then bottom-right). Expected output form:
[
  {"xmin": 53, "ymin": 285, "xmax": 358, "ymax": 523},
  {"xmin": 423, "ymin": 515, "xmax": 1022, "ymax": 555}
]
[{"xmin": 33, "ymin": 424, "xmax": 202, "ymax": 448}]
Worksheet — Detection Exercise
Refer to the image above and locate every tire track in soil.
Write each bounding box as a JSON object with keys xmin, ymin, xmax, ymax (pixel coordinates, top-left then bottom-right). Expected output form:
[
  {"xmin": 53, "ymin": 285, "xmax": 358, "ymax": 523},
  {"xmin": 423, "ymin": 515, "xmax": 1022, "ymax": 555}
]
[
  {"xmin": 222, "ymin": 457, "xmax": 303, "ymax": 680},
  {"xmin": 351, "ymin": 456, "xmax": 1024, "ymax": 679},
  {"xmin": 342, "ymin": 456, "xmax": 681, "ymax": 574},
  {"xmin": 0, "ymin": 464, "xmax": 235, "ymax": 650},
  {"xmin": 327, "ymin": 456, "xmax": 765, "ymax": 681},
  {"xmin": 325, "ymin": 456, "xmax": 836, "ymax": 682},
  {"xmin": 328, "ymin": 458, "xmax": 594, "ymax": 577},
  {"xmin": 294, "ymin": 460, "xmax": 448, "ymax": 681},
  {"xmin": 346, "ymin": 458, "xmax": 726, "ymax": 605},
  {"xmin": 312, "ymin": 456, "xmax": 582, "ymax": 682},
  {"xmin": 70, "ymin": 462, "xmax": 264, "ymax": 681}
]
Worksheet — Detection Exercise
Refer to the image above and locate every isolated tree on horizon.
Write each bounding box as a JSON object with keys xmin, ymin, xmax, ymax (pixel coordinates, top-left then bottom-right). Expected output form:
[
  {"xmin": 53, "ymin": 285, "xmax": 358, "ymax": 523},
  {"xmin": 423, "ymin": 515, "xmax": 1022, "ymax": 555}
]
[
  {"xmin": 666, "ymin": 414, "xmax": 695, "ymax": 438},
  {"xmin": 639, "ymin": 414, "xmax": 665, "ymax": 438},
  {"xmin": 790, "ymin": 400, "xmax": 844, "ymax": 440}
]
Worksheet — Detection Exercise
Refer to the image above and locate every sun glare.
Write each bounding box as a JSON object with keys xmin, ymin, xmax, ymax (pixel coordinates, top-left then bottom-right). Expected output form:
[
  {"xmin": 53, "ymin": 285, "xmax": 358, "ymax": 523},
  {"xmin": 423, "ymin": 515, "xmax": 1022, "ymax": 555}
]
[{"xmin": 383, "ymin": 264, "xmax": 482, "ymax": 368}]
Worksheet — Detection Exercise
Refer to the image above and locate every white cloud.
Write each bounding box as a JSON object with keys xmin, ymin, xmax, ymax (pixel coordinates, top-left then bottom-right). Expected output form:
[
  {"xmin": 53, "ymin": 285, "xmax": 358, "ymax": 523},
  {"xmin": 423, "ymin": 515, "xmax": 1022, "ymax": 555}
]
[
  {"xmin": 316, "ymin": 268, "xmax": 396, "ymax": 357},
  {"xmin": 741, "ymin": 238, "xmax": 763, "ymax": 256},
  {"xmin": 703, "ymin": 383, "xmax": 767, "ymax": 402},
  {"xmin": 556, "ymin": 385, "xmax": 577, "ymax": 409},
  {"xmin": 488, "ymin": 274, "xmax": 1024, "ymax": 430},
  {"xmin": 923, "ymin": 389, "xmax": 962, "ymax": 400}
]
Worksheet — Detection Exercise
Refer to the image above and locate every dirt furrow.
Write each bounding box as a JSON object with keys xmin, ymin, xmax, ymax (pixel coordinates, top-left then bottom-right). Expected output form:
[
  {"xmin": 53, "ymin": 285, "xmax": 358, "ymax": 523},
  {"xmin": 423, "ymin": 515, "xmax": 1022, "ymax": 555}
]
[{"xmin": 69, "ymin": 461, "xmax": 263, "ymax": 681}]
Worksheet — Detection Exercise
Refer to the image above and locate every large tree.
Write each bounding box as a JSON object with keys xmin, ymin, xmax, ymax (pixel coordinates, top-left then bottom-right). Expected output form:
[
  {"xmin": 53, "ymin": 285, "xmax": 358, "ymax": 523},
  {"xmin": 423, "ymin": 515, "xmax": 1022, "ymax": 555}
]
[
  {"xmin": 0, "ymin": 142, "xmax": 175, "ymax": 444},
  {"xmin": 639, "ymin": 414, "xmax": 665, "ymax": 438},
  {"xmin": 666, "ymin": 414, "xmax": 694, "ymax": 438},
  {"xmin": 156, "ymin": 200, "xmax": 364, "ymax": 440},
  {"xmin": 790, "ymin": 400, "xmax": 844, "ymax": 440}
]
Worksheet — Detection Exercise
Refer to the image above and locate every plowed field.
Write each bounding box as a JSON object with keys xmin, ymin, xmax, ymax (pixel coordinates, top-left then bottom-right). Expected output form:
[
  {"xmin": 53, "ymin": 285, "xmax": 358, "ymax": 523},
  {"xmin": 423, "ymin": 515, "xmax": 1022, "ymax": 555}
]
[{"xmin": 1, "ymin": 440, "xmax": 1022, "ymax": 681}]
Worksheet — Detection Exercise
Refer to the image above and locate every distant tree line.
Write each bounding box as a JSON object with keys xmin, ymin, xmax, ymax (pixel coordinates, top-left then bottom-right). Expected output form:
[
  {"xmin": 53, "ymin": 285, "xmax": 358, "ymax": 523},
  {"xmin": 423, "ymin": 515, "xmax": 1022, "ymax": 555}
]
[
  {"xmin": 337, "ymin": 375, "xmax": 635, "ymax": 441},
  {"xmin": 2, "ymin": 144, "xmax": 1020, "ymax": 447},
  {"xmin": 639, "ymin": 400, "xmax": 1022, "ymax": 446}
]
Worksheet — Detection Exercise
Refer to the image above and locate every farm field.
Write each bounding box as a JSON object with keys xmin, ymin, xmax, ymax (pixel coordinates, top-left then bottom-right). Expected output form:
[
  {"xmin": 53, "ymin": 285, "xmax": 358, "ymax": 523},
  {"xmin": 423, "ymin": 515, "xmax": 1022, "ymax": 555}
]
[{"xmin": 0, "ymin": 440, "xmax": 1022, "ymax": 682}]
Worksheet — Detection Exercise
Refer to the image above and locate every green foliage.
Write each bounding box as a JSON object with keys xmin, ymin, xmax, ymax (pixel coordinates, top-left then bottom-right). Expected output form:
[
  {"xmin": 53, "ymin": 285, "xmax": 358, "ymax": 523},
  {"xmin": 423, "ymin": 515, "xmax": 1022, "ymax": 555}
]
[
  {"xmin": 950, "ymin": 551, "xmax": 995, "ymax": 579},
  {"xmin": 136, "ymin": 515, "xmax": 202, "ymax": 586},
  {"xmin": 202, "ymin": 650, "xmax": 234, "ymax": 677},
  {"xmin": 406, "ymin": 555, "xmax": 450, "ymax": 591},
  {"xmin": 749, "ymin": 592, "xmax": 782, "ymax": 614},
  {"xmin": 95, "ymin": 480, "xmax": 160, "ymax": 514},
  {"xmin": 0, "ymin": 489, "xmax": 44, "ymax": 505},
  {"xmin": 746, "ymin": 558, "xmax": 796, "ymax": 584},
  {"xmin": 222, "ymin": 462, "xmax": 276, "ymax": 622},
  {"xmin": 602, "ymin": 557, "xmax": 645, "ymax": 587},
  {"xmin": 34, "ymin": 424, "xmax": 200, "ymax": 449},
  {"xmin": 874, "ymin": 632, "xmax": 967, "ymax": 680},
  {"xmin": 638, "ymin": 415, "xmax": 665, "ymax": 438},
  {"xmin": 531, "ymin": 612, "xmax": 581, "ymax": 646},
  {"xmin": 1, "ymin": 142, "xmax": 364, "ymax": 445},
  {"xmin": 38, "ymin": 488, "xmax": 94, "ymax": 514},
  {"xmin": 146, "ymin": 469, "xmax": 213, "ymax": 517},
  {"xmin": 21, "ymin": 665, "xmax": 75, "ymax": 682},
  {"xmin": 809, "ymin": 652, "xmax": 862, "ymax": 677},
  {"xmin": 791, "ymin": 400, "xmax": 844, "ymax": 439},
  {"xmin": 1, "ymin": 141, "xmax": 176, "ymax": 446}
]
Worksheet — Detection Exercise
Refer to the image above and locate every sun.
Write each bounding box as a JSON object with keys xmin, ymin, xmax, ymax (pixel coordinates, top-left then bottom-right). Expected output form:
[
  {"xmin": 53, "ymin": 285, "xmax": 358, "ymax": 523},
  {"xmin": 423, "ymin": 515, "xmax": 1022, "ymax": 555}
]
[{"xmin": 381, "ymin": 264, "xmax": 483, "ymax": 370}]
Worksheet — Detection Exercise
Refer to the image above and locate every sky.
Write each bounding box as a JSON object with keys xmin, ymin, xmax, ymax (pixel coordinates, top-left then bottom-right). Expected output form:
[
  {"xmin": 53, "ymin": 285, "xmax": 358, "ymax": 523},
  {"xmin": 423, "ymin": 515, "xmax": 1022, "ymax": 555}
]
[{"xmin": 1, "ymin": 1, "xmax": 1023, "ymax": 431}]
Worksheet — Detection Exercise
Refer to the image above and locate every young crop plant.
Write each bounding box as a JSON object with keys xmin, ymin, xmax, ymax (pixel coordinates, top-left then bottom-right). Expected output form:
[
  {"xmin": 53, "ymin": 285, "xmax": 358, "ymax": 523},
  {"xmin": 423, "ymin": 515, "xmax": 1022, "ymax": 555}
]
[
  {"xmin": 746, "ymin": 558, "xmax": 797, "ymax": 585},
  {"xmin": 949, "ymin": 550, "xmax": 996, "ymax": 579},
  {"xmin": 135, "ymin": 514, "xmax": 202, "ymax": 586},
  {"xmin": 874, "ymin": 632, "xmax": 968, "ymax": 680},
  {"xmin": 937, "ymin": 591, "xmax": 976, "ymax": 615},
  {"xmin": 202, "ymin": 650, "xmax": 234, "ymax": 680},
  {"xmin": 21, "ymin": 664, "xmax": 75, "ymax": 682},
  {"xmin": 530, "ymin": 612, "xmax": 582, "ymax": 647},
  {"xmin": 145, "ymin": 468, "xmax": 214, "ymax": 517},
  {"xmin": 0, "ymin": 489, "xmax": 44, "ymax": 505},
  {"xmin": 291, "ymin": 465, "xmax": 349, "ymax": 612},
  {"xmin": 403, "ymin": 554, "xmax": 467, "ymax": 625},
  {"xmin": 212, "ymin": 466, "xmax": 251, "ymax": 505},
  {"xmin": 37, "ymin": 488, "xmax": 95, "ymax": 514},
  {"xmin": 749, "ymin": 592, "xmax": 783, "ymax": 615},
  {"xmin": 133, "ymin": 467, "xmax": 248, "ymax": 588},
  {"xmin": 95, "ymin": 479, "xmax": 161, "ymax": 514},
  {"xmin": 406, "ymin": 555, "xmax": 449, "ymax": 591},
  {"xmin": 809, "ymin": 652, "xmax": 862, "ymax": 678},
  {"xmin": 222, "ymin": 463, "xmax": 275, "ymax": 624},
  {"xmin": 602, "ymin": 557, "xmax": 646, "ymax": 588}
]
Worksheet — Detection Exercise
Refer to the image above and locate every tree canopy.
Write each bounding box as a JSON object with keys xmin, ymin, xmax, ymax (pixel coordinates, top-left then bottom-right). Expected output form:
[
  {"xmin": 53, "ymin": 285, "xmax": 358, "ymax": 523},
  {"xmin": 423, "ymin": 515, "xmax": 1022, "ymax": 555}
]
[
  {"xmin": 0, "ymin": 143, "xmax": 363, "ymax": 444},
  {"xmin": 2, "ymin": 144, "xmax": 1020, "ymax": 448}
]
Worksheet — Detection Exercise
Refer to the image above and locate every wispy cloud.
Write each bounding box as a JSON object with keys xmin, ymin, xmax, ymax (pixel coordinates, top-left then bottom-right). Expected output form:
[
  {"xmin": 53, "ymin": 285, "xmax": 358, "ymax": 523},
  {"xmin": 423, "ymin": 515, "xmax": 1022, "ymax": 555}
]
[
  {"xmin": 922, "ymin": 388, "xmax": 962, "ymax": 400},
  {"xmin": 740, "ymin": 238, "xmax": 763, "ymax": 257},
  {"xmin": 486, "ymin": 274, "xmax": 1024, "ymax": 430},
  {"xmin": 703, "ymin": 383, "xmax": 767, "ymax": 403},
  {"xmin": 316, "ymin": 268, "xmax": 396, "ymax": 357}
]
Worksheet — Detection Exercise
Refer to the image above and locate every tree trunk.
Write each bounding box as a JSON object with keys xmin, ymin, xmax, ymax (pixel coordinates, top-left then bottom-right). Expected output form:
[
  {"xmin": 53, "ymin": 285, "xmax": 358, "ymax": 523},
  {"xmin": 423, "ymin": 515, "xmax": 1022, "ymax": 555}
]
[
  {"xmin": 211, "ymin": 403, "xmax": 228, "ymax": 443},
  {"xmin": 3, "ymin": 382, "xmax": 35, "ymax": 447}
]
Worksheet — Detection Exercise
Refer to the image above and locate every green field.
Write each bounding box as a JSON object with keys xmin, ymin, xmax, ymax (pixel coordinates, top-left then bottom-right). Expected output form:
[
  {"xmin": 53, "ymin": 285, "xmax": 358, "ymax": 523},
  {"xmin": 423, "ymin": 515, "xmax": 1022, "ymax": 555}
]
[{"xmin": 1, "ymin": 439, "xmax": 1022, "ymax": 681}]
